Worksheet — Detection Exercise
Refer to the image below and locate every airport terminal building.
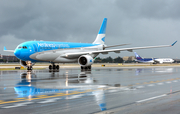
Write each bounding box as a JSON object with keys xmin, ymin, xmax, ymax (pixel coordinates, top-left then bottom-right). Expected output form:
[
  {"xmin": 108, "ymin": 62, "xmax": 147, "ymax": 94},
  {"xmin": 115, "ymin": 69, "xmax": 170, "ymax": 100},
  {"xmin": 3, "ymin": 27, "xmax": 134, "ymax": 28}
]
[{"xmin": 0, "ymin": 54, "xmax": 19, "ymax": 62}]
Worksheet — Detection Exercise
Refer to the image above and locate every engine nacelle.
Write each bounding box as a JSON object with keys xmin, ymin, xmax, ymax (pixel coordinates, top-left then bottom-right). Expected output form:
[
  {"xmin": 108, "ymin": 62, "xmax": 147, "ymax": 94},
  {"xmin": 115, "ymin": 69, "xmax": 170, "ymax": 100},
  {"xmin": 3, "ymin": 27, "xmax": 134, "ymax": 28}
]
[
  {"xmin": 78, "ymin": 55, "xmax": 94, "ymax": 67},
  {"xmin": 20, "ymin": 60, "xmax": 35, "ymax": 68},
  {"xmin": 20, "ymin": 60, "xmax": 28, "ymax": 68}
]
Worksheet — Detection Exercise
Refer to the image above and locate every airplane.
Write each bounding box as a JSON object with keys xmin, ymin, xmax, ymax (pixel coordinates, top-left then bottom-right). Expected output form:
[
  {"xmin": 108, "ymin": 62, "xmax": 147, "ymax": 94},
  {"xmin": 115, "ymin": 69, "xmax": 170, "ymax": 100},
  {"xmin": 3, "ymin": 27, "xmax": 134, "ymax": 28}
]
[
  {"xmin": 4, "ymin": 18, "xmax": 177, "ymax": 71},
  {"xmin": 134, "ymin": 52, "xmax": 174, "ymax": 64}
]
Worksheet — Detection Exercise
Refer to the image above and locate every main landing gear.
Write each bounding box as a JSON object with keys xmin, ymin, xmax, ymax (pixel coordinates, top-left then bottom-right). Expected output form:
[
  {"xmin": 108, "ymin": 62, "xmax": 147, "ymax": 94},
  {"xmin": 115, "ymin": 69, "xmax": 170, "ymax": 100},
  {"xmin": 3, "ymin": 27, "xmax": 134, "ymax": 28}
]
[
  {"xmin": 49, "ymin": 63, "xmax": 59, "ymax": 72},
  {"xmin": 81, "ymin": 66, "xmax": 91, "ymax": 71}
]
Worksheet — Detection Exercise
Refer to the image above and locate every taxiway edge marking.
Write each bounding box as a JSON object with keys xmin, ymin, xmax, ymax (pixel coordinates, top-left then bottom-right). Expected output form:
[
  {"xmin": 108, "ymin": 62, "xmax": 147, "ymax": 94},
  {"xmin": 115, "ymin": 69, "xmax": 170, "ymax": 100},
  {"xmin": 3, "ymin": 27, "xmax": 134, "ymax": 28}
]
[{"xmin": 136, "ymin": 94, "xmax": 167, "ymax": 103}]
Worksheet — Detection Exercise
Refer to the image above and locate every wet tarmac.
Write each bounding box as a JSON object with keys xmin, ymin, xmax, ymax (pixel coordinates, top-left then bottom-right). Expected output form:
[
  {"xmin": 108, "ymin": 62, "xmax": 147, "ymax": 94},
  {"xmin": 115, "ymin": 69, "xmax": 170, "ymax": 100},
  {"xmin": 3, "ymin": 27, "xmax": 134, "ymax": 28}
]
[{"xmin": 1, "ymin": 67, "xmax": 180, "ymax": 114}]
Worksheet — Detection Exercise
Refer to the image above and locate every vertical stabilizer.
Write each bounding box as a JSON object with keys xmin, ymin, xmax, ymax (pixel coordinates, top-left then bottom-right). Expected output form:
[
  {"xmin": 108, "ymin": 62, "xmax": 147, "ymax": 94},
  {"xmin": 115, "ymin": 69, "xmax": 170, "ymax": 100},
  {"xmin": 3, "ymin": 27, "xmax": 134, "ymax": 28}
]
[
  {"xmin": 93, "ymin": 18, "xmax": 107, "ymax": 45},
  {"xmin": 134, "ymin": 52, "xmax": 143, "ymax": 60}
]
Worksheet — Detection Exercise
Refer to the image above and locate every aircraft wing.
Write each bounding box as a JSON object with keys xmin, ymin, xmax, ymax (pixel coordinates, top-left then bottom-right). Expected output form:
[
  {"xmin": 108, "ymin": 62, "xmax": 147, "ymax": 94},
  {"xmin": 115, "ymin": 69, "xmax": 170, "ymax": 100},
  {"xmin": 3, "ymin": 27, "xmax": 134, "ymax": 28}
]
[
  {"xmin": 104, "ymin": 44, "xmax": 130, "ymax": 49},
  {"xmin": 62, "ymin": 41, "xmax": 177, "ymax": 58},
  {"xmin": 153, "ymin": 59, "xmax": 160, "ymax": 63},
  {"xmin": 3, "ymin": 47, "xmax": 14, "ymax": 52}
]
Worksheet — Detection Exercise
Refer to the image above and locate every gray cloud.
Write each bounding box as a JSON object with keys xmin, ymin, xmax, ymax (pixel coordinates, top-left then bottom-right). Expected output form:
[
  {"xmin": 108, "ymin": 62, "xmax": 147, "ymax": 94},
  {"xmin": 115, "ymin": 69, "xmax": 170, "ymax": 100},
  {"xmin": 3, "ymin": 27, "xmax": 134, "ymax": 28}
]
[{"xmin": 0, "ymin": 0, "xmax": 179, "ymax": 58}]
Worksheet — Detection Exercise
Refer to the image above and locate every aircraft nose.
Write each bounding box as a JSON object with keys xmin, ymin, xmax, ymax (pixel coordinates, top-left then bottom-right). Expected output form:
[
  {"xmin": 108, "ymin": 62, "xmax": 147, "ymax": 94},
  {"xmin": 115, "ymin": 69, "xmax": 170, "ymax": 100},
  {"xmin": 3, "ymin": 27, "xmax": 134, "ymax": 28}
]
[{"xmin": 14, "ymin": 49, "xmax": 21, "ymax": 57}]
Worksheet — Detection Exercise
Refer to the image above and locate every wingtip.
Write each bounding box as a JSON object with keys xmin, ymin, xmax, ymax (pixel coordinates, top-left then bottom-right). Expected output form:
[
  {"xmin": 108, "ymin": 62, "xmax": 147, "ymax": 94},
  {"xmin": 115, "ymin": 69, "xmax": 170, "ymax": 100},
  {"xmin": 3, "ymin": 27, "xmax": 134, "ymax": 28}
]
[{"xmin": 171, "ymin": 41, "xmax": 177, "ymax": 46}]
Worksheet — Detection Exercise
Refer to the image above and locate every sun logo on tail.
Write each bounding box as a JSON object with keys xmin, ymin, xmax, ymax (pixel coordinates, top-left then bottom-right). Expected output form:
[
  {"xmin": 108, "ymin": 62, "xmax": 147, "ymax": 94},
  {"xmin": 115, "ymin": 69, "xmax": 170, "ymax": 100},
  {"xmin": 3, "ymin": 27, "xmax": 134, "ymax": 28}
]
[{"xmin": 101, "ymin": 37, "xmax": 105, "ymax": 42}]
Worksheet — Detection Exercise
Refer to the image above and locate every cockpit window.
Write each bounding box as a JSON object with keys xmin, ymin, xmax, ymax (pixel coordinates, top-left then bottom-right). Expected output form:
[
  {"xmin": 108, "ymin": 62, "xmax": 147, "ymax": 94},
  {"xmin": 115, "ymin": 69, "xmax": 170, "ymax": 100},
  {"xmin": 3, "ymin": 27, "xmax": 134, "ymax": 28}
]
[
  {"xmin": 23, "ymin": 46, "xmax": 27, "ymax": 49},
  {"xmin": 18, "ymin": 46, "xmax": 27, "ymax": 49},
  {"xmin": 18, "ymin": 46, "xmax": 22, "ymax": 49}
]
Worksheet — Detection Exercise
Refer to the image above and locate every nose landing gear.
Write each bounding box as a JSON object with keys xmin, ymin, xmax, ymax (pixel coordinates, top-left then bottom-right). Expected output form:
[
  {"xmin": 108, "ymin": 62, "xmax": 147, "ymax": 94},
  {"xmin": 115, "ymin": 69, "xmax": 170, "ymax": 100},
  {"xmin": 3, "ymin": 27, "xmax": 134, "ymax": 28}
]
[
  {"xmin": 27, "ymin": 61, "xmax": 33, "ymax": 72},
  {"xmin": 27, "ymin": 66, "xmax": 33, "ymax": 71}
]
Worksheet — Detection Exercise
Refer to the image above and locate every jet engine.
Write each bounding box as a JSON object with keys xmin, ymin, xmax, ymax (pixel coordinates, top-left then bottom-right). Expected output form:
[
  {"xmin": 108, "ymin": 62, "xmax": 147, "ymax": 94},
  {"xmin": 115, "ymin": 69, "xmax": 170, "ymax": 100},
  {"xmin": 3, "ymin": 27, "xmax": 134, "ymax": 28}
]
[{"xmin": 78, "ymin": 55, "xmax": 94, "ymax": 66}]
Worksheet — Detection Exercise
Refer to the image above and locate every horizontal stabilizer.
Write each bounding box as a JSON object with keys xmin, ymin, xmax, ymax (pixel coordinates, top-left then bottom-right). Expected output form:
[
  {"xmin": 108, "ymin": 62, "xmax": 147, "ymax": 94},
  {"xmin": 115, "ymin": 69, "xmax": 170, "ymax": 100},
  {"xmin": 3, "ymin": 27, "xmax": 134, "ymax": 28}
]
[
  {"xmin": 3, "ymin": 46, "xmax": 14, "ymax": 52},
  {"xmin": 4, "ymin": 47, "xmax": 7, "ymax": 51}
]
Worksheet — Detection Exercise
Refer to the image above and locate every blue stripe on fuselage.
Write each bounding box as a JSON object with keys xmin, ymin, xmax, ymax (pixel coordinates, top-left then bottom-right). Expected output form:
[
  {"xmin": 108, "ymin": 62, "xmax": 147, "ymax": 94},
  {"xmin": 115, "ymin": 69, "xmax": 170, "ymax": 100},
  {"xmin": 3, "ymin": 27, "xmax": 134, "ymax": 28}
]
[{"xmin": 137, "ymin": 58, "xmax": 153, "ymax": 61}]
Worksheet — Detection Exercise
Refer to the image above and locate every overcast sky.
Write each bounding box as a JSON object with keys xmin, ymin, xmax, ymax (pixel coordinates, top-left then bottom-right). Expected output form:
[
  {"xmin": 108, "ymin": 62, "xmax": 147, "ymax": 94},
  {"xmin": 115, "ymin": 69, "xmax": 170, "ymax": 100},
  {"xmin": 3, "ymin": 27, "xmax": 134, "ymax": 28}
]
[{"xmin": 0, "ymin": 0, "xmax": 179, "ymax": 58}]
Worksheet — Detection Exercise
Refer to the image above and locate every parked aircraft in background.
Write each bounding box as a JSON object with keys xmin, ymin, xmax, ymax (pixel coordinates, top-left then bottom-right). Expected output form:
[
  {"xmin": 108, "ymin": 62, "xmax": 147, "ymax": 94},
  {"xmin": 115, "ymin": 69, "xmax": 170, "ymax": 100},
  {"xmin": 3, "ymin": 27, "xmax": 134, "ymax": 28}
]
[
  {"xmin": 134, "ymin": 52, "xmax": 174, "ymax": 64},
  {"xmin": 4, "ymin": 18, "xmax": 177, "ymax": 71}
]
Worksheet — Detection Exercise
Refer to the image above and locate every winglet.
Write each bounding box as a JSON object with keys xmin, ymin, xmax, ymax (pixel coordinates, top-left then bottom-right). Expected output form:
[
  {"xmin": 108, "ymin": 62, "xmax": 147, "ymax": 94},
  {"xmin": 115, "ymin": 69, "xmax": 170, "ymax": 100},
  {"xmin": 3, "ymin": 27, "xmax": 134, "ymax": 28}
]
[
  {"xmin": 171, "ymin": 41, "xmax": 177, "ymax": 46},
  {"xmin": 4, "ymin": 46, "xmax": 7, "ymax": 51}
]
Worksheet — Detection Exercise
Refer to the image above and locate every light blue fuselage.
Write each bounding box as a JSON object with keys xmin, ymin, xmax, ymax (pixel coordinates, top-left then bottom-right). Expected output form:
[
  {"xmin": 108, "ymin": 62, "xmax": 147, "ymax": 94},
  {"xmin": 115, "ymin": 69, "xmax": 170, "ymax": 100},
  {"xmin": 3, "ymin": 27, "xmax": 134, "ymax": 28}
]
[{"xmin": 14, "ymin": 41, "xmax": 100, "ymax": 62}]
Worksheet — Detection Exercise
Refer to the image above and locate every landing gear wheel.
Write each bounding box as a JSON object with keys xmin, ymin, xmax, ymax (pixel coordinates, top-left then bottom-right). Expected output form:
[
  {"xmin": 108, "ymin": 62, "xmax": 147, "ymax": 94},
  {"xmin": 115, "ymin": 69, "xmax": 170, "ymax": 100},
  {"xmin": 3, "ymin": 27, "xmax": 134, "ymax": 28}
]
[
  {"xmin": 56, "ymin": 65, "xmax": 59, "ymax": 70},
  {"xmin": 53, "ymin": 65, "xmax": 56, "ymax": 70},
  {"xmin": 49, "ymin": 64, "xmax": 60, "ymax": 72},
  {"xmin": 88, "ymin": 66, "xmax": 91, "ymax": 70},
  {"xmin": 49, "ymin": 65, "xmax": 52, "ymax": 70},
  {"xmin": 27, "ymin": 66, "xmax": 32, "ymax": 71},
  {"xmin": 81, "ymin": 66, "xmax": 91, "ymax": 71},
  {"xmin": 26, "ymin": 61, "xmax": 33, "ymax": 72}
]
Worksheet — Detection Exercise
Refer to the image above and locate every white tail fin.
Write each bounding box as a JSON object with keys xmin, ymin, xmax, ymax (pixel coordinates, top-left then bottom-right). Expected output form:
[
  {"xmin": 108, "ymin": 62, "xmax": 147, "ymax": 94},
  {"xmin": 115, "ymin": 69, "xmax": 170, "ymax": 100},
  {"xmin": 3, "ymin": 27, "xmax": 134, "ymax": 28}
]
[{"xmin": 93, "ymin": 18, "xmax": 107, "ymax": 45}]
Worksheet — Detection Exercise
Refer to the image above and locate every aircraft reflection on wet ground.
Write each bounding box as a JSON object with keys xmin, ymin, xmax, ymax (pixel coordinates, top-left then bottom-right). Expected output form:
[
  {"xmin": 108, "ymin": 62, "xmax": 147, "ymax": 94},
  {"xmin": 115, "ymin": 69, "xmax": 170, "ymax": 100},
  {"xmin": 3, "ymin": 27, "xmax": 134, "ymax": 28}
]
[
  {"xmin": 135, "ymin": 67, "xmax": 174, "ymax": 75},
  {"xmin": 14, "ymin": 71, "xmax": 107, "ymax": 111},
  {"xmin": 1, "ymin": 67, "xmax": 180, "ymax": 113}
]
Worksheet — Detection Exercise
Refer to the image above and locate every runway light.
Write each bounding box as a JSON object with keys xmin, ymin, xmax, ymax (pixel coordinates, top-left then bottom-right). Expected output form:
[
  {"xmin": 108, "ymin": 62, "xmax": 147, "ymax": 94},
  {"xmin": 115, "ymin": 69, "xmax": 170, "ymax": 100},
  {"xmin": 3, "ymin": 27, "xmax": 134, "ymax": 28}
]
[
  {"xmin": 66, "ymin": 91, "xmax": 69, "ymax": 94},
  {"xmin": 66, "ymin": 74, "xmax": 68, "ymax": 87},
  {"xmin": 28, "ymin": 95, "xmax": 32, "ymax": 101},
  {"xmin": 66, "ymin": 80, "xmax": 68, "ymax": 87}
]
